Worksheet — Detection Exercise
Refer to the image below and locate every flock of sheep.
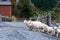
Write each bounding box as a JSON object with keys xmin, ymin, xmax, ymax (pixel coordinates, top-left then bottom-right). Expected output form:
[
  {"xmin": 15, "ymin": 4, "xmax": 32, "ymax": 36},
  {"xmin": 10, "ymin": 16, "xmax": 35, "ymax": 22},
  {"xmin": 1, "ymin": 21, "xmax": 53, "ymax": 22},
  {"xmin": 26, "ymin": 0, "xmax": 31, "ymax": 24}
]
[{"xmin": 24, "ymin": 20, "xmax": 60, "ymax": 38}]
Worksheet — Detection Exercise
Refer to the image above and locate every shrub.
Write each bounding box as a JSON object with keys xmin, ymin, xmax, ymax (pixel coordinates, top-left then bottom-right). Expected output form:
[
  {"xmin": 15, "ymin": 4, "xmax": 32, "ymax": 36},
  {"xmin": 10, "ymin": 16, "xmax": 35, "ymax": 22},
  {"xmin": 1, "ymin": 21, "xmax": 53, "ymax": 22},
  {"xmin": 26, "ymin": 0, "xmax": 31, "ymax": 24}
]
[
  {"xmin": 47, "ymin": 10, "xmax": 58, "ymax": 20},
  {"xmin": 17, "ymin": 0, "xmax": 34, "ymax": 18},
  {"xmin": 38, "ymin": 10, "xmax": 58, "ymax": 20}
]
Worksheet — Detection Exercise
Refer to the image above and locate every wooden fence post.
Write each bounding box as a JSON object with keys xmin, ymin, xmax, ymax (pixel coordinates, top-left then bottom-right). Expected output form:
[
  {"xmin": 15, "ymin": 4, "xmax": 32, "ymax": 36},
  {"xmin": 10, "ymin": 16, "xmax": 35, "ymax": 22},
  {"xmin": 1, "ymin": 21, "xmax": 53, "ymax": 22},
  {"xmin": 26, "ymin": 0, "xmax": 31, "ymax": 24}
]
[
  {"xmin": 47, "ymin": 13, "xmax": 51, "ymax": 26},
  {"xmin": 0, "ymin": 14, "xmax": 2, "ymax": 22}
]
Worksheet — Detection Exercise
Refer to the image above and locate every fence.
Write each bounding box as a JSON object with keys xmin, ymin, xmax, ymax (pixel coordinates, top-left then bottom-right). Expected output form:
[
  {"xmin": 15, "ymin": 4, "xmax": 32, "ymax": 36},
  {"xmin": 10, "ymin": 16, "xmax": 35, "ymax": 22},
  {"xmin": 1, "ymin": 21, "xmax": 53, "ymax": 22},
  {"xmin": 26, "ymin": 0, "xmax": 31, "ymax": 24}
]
[
  {"xmin": 2, "ymin": 16, "xmax": 11, "ymax": 22},
  {"xmin": 0, "ymin": 14, "xmax": 11, "ymax": 22},
  {"xmin": 30, "ymin": 13, "xmax": 52, "ymax": 26}
]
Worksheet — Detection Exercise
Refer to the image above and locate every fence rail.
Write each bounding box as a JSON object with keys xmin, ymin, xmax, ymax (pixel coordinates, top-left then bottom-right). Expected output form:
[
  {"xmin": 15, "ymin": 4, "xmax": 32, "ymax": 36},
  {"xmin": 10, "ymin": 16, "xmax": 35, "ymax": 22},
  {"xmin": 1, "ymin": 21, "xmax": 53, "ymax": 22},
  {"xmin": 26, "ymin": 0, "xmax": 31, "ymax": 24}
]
[{"xmin": 0, "ymin": 15, "xmax": 11, "ymax": 22}]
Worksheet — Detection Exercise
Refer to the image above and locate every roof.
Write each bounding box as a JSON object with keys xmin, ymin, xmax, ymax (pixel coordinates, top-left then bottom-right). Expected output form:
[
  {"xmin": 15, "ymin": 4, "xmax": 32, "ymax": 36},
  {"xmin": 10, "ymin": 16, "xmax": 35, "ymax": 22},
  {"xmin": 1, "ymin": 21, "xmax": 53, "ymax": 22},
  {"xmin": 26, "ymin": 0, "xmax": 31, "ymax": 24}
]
[
  {"xmin": 0, "ymin": 1, "xmax": 11, "ymax": 5},
  {"xmin": 0, "ymin": 0, "xmax": 18, "ymax": 5}
]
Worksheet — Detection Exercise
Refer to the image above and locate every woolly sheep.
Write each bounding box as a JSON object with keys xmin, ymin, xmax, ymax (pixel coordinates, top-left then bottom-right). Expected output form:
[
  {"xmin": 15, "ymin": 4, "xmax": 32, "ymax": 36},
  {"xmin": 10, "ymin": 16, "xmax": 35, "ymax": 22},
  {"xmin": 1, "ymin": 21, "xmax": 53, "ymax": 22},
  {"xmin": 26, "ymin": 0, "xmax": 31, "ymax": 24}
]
[
  {"xmin": 29, "ymin": 20, "xmax": 49, "ymax": 32},
  {"xmin": 30, "ymin": 21, "xmax": 55, "ymax": 35},
  {"xmin": 11, "ymin": 16, "xmax": 17, "ymax": 22},
  {"xmin": 56, "ymin": 28, "xmax": 60, "ymax": 37},
  {"xmin": 24, "ymin": 20, "xmax": 60, "ymax": 37},
  {"xmin": 24, "ymin": 20, "xmax": 33, "ymax": 30},
  {"xmin": 44, "ymin": 26, "xmax": 55, "ymax": 35},
  {"xmin": 54, "ymin": 27, "xmax": 60, "ymax": 37}
]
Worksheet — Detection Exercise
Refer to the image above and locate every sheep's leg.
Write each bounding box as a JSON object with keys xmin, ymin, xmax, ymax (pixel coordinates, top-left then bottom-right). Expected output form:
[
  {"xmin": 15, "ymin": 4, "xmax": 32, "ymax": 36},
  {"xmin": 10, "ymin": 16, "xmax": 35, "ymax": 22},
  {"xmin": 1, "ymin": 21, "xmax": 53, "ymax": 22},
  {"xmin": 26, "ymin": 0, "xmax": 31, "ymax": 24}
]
[
  {"xmin": 29, "ymin": 26, "xmax": 33, "ymax": 31},
  {"xmin": 53, "ymin": 30, "xmax": 55, "ymax": 35},
  {"xmin": 50, "ymin": 31, "xmax": 53, "ymax": 35},
  {"xmin": 41, "ymin": 29, "xmax": 45, "ymax": 32},
  {"xmin": 41, "ymin": 27, "xmax": 44, "ymax": 32},
  {"xmin": 50, "ymin": 31, "xmax": 52, "ymax": 35},
  {"xmin": 43, "ymin": 26, "xmax": 47, "ymax": 33},
  {"xmin": 48, "ymin": 32, "xmax": 49, "ymax": 34},
  {"xmin": 34, "ymin": 27, "xmax": 40, "ymax": 32},
  {"xmin": 35, "ymin": 27, "xmax": 40, "ymax": 32},
  {"xmin": 47, "ymin": 30, "xmax": 49, "ymax": 34},
  {"xmin": 32, "ymin": 27, "xmax": 37, "ymax": 32},
  {"xmin": 50, "ymin": 33, "xmax": 53, "ymax": 35},
  {"xmin": 56, "ymin": 32, "xmax": 59, "ymax": 37},
  {"xmin": 42, "ymin": 27, "xmax": 45, "ymax": 32},
  {"xmin": 50, "ymin": 30, "xmax": 54, "ymax": 35},
  {"xmin": 38, "ymin": 28, "xmax": 41, "ymax": 32}
]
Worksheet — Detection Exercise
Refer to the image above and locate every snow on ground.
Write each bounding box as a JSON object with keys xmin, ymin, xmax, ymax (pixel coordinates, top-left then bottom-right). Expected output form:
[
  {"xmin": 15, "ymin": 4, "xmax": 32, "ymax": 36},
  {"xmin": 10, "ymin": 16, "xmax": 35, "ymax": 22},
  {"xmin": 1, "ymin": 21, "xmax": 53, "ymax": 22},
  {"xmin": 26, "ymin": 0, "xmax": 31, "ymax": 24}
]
[
  {"xmin": 0, "ymin": 22, "xmax": 59, "ymax": 40},
  {"xmin": 0, "ymin": 22, "xmax": 29, "ymax": 30},
  {"xmin": 56, "ymin": 23, "xmax": 60, "ymax": 26}
]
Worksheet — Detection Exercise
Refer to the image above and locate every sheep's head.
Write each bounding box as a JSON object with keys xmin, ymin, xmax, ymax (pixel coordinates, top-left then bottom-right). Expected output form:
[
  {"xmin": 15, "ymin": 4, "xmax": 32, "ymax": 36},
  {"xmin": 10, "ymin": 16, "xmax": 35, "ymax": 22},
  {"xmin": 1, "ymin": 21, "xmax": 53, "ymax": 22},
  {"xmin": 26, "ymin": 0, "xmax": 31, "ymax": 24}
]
[
  {"xmin": 24, "ymin": 20, "xmax": 28, "ymax": 23},
  {"xmin": 54, "ymin": 26, "xmax": 58, "ymax": 32},
  {"xmin": 58, "ymin": 26, "xmax": 60, "ymax": 29},
  {"xmin": 28, "ymin": 20, "xmax": 33, "ymax": 26}
]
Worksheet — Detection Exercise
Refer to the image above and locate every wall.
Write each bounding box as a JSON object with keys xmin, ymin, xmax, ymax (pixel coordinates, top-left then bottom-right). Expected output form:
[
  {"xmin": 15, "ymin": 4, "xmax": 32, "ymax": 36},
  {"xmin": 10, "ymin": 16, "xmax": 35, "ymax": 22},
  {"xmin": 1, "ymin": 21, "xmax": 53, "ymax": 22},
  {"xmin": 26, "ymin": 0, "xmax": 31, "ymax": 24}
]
[
  {"xmin": 0, "ymin": 5, "xmax": 11, "ymax": 18},
  {"xmin": 56, "ymin": 1, "xmax": 60, "ymax": 22},
  {"xmin": 12, "ymin": 0, "xmax": 16, "ymax": 3}
]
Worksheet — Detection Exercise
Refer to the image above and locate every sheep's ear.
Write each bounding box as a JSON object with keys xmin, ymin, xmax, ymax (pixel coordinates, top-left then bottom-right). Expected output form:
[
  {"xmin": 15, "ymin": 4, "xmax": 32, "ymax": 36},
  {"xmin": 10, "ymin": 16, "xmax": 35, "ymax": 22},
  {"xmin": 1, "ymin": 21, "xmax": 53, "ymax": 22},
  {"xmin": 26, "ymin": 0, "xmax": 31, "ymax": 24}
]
[{"xmin": 24, "ymin": 20, "xmax": 25, "ymax": 23}]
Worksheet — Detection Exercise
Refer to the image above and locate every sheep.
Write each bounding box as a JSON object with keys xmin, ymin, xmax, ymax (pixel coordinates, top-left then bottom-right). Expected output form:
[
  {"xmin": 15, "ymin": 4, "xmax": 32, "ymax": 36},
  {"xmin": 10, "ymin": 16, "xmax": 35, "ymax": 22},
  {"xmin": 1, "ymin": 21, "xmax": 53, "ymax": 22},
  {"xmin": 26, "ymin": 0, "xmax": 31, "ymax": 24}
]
[
  {"xmin": 54, "ymin": 27, "xmax": 60, "ymax": 37},
  {"xmin": 24, "ymin": 20, "xmax": 60, "ymax": 37},
  {"xmin": 24, "ymin": 20, "xmax": 55, "ymax": 35},
  {"xmin": 24, "ymin": 20, "xmax": 41, "ymax": 31},
  {"xmin": 24, "ymin": 20, "xmax": 54, "ymax": 34},
  {"xmin": 44, "ymin": 26, "xmax": 55, "ymax": 35},
  {"xmin": 24, "ymin": 20, "xmax": 30, "ymax": 26},
  {"xmin": 24, "ymin": 20, "xmax": 33, "ymax": 31},
  {"xmin": 29, "ymin": 20, "xmax": 49, "ymax": 32},
  {"xmin": 11, "ymin": 16, "xmax": 17, "ymax": 22},
  {"xmin": 56, "ymin": 28, "xmax": 60, "ymax": 37},
  {"xmin": 54, "ymin": 27, "xmax": 57, "ymax": 34}
]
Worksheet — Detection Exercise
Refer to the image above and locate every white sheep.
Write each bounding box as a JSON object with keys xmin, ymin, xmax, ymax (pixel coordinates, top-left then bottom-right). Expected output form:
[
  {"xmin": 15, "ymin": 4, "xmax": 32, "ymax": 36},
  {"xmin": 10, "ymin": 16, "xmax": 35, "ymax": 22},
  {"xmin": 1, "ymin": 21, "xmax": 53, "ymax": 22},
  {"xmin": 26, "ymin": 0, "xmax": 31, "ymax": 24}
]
[
  {"xmin": 29, "ymin": 20, "xmax": 49, "ymax": 32},
  {"xmin": 44, "ymin": 26, "xmax": 55, "ymax": 35},
  {"xmin": 24, "ymin": 20, "xmax": 33, "ymax": 30},
  {"xmin": 56, "ymin": 28, "xmax": 60, "ymax": 37},
  {"xmin": 24, "ymin": 20, "xmax": 31, "ymax": 26},
  {"xmin": 24, "ymin": 20, "xmax": 55, "ymax": 35},
  {"xmin": 54, "ymin": 27, "xmax": 57, "ymax": 33},
  {"xmin": 54, "ymin": 27, "xmax": 60, "ymax": 37}
]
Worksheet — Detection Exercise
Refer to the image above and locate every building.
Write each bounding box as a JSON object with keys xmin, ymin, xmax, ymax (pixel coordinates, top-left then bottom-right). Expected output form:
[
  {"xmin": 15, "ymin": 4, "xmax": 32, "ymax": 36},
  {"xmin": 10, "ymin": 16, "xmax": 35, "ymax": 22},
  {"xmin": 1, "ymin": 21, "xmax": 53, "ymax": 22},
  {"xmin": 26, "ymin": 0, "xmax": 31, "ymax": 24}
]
[
  {"xmin": 56, "ymin": 1, "xmax": 60, "ymax": 22},
  {"xmin": 0, "ymin": 0, "xmax": 16, "ymax": 18}
]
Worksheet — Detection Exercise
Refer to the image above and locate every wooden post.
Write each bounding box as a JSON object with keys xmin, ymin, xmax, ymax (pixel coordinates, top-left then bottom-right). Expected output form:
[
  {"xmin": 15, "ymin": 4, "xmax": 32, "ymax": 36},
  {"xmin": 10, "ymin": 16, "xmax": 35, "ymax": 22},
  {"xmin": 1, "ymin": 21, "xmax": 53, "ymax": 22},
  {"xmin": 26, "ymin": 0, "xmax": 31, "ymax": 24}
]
[
  {"xmin": 47, "ymin": 13, "xmax": 51, "ymax": 26},
  {"xmin": 0, "ymin": 14, "xmax": 2, "ymax": 22}
]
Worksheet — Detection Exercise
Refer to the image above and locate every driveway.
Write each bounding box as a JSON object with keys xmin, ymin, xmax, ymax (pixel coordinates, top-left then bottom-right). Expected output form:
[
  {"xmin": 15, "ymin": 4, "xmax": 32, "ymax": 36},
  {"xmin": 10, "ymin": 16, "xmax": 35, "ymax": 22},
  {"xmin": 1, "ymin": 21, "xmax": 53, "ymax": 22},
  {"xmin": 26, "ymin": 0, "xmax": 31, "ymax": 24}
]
[{"xmin": 0, "ymin": 22, "xmax": 59, "ymax": 40}]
